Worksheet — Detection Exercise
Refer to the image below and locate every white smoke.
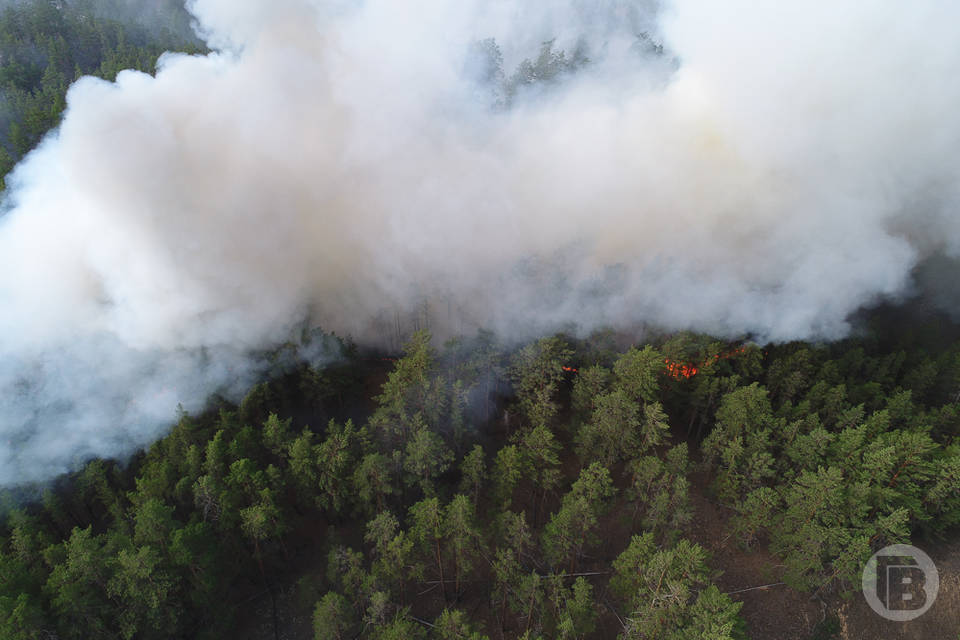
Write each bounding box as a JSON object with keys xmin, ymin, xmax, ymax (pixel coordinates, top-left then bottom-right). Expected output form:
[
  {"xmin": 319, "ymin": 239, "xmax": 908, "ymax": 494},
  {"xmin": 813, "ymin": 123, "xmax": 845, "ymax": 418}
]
[{"xmin": 1, "ymin": 0, "xmax": 959, "ymax": 485}]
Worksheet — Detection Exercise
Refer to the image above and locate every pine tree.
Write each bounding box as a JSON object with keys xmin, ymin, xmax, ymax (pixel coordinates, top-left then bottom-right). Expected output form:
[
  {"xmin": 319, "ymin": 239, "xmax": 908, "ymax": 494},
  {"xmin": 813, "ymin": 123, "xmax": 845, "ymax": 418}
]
[
  {"xmin": 542, "ymin": 463, "xmax": 615, "ymax": 571},
  {"xmin": 509, "ymin": 336, "xmax": 573, "ymax": 430},
  {"xmin": 403, "ymin": 426, "xmax": 453, "ymax": 497},
  {"xmin": 612, "ymin": 346, "xmax": 664, "ymax": 404},
  {"xmin": 443, "ymin": 494, "xmax": 484, "ymax": 597},
  {"xmin": 313, "ymin": 592, "xmax": 355, "ymax": 640},
  {"xmin": 459, "ymin": 445, "xmax": 487, "ymax": 505},
  {"xmin": 576, "ymin": 389, "xmax": 641, "ymax": 466}
]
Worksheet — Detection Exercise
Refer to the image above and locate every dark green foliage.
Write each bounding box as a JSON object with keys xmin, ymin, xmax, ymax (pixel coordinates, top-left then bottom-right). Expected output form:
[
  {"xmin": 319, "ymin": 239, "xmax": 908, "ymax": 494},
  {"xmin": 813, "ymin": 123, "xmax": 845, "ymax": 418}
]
[
  {"xmin": 542, "ymin": 463, "xmax": 615, "ymax": 571},
  {"xmin": 626, "ymin": 444, "xmax": 692, "ymax": 543},
  {"xmin": 313, "ymin": 591, "xmax": 355, "ymax": 640},
  {"xmin": 370, "ymin": 330, "xmax": 435, "ymax": 446},
  {"xmin": 443, "ymin": 494, "xmax": 483, "ymax": 597},
  {"xmin": 492, "ymin": 444, "xmax": 523, "ymax": 510},
  {"xmin": 404, "ymin": 426, "xmax": 454, "ymax": 496},
  {"xmin": 434, "ymin": 608, "xmax": 489, "ymax": 639},
  {"xmin": 354, "ymin": 452, "xmax": 397, "ymax": 515},
  {"xmin": 364, "ymin": 511, "xmax": 415, "ymax": 600},
  {"xmin": 702, "ymin": 383, "xmax": 778, "ymax": 501},
  {"xmin": 6, "ymin": 322, "xmax": 960, "ymax": 638},
  {"xmin": 315, "ymin": 419, "xmax": 365, "ymax": 512},
  {"xmin": 704, "ymin": 336, "xmax": 960, "ymax": 596},
  {"xmin": 459, "ymin": 444, "xmax": 486, "ymax": 505},
  {"xmin": 610, "ymin": 534, "xmax": 744, "ymax": 640},
  {"xmin": 570, "ymin": 364, "xmax": 611, "ymax": 422},
  {"xmin": 613, "ymin": 345, "xmax": 665, "ymax": 405},
  {"xmin": 519, "ymin": 424, "xmax": 562, "ymax": 499},
  {"xmin": 509, "ymin": 335, "xmax": 573, "ymax": 430},
  {"xmin": 576, "ymin": 389, "xmax": 642, "ymax": 465}
]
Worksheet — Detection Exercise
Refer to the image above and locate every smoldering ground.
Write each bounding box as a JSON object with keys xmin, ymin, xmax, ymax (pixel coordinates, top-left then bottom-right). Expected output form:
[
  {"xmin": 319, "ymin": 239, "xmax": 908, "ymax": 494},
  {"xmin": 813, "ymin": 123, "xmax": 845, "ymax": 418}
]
[{"xmin": 1, "ymin": 0, "xmax": 959, "ymax": 485}]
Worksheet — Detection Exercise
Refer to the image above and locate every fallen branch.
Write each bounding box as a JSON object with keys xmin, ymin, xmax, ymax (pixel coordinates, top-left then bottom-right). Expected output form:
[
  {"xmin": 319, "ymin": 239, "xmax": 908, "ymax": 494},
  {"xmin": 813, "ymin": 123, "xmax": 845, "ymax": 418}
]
[
  {"xmin": 408, "ymin": 614, "xmax": 436, "ymax": 629},
  {"xmin": 725, "ymin": 582, "xmax": 786, "ymax": 595},
  {"xmin": 602, "ymin": 594, "xmax": 627, "ymax": 632},
  {"xmin": 420, "ymin": 571, "xmax": 610, "ymax": 586}
]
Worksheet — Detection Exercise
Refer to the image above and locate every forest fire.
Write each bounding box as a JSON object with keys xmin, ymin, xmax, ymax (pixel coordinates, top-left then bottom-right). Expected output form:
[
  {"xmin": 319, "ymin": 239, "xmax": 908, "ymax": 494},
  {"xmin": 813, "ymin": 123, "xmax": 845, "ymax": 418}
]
[
  {"xmin": 559, "ymin": 346, "xmax": 747, "ymax": 380},
  {"xmin": 664, "ymin": 360, "xmax": 699, "ymax": 379},
  {"xmin": 664, "ymin": 346, "xmax": 747, "ymax": 380}
]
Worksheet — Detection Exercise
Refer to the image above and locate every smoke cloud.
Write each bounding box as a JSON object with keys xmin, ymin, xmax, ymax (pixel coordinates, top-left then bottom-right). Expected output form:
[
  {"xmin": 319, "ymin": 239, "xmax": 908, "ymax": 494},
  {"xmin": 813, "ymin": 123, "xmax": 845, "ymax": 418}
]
[{"xmin": 1, "ymin": 0, "xmax": 959, "ymax": 485}]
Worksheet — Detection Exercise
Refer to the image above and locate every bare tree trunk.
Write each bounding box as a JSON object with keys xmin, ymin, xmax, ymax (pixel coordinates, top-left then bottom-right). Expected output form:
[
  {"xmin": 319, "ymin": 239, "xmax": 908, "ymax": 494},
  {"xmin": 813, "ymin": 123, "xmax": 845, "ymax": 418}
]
[{"xmin": 436, "ymin": 539, "xmax": 447, "ymax": 604}]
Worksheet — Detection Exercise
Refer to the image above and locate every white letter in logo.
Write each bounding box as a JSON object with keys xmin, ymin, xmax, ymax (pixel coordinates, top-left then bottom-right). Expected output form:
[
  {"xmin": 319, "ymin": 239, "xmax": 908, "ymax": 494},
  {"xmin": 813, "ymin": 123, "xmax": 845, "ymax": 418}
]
[{"xmin": 862, "ymin": 544, "xmax": 939, "ymax": 621}]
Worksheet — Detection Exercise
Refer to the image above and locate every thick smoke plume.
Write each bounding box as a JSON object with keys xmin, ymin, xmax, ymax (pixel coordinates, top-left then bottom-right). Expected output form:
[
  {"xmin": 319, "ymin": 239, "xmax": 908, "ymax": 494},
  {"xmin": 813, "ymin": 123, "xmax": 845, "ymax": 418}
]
[{"xmin": 1, "ymin": 0, "xmax": 959, "ymax": 485}]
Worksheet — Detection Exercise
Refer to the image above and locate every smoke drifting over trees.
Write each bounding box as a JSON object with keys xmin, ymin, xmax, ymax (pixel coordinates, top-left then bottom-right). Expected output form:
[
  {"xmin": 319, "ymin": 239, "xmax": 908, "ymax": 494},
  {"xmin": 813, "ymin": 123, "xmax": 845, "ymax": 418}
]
[{"xmin": 2, "ymin": 0, "xmax": 960, "ymax": 485}]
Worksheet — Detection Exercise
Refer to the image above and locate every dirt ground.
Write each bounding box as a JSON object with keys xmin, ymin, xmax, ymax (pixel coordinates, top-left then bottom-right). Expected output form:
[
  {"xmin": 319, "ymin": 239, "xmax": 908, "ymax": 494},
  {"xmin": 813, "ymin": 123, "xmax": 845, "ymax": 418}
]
[
  {"xmin": 238, "ymin": 486, "xmax": 960, "ymax": 640},
  {"xmin": 233, "ymin": 394, "xmax": 960, "ymax": 640},
  {"xmin": 830, "ymin": 539, "xmax": 960, "ymax": 640},
  {"xmin": 685, "ymin": 472, "xmax": 823, "ymax": 640},
  {"xmin": 685, "ymin": 469, "xmax": 960, "ymax": 640}
]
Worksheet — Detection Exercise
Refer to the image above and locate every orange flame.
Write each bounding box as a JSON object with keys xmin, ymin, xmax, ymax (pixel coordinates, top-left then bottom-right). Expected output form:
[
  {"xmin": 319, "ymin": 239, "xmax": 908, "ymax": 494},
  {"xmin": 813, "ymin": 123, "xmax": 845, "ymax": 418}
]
[
  {"xmin": 560, "ymin": 346, "xmax": 748, "ymax": 381},
  {"xmin": 663, "ymin": 346, "xmax": 747, "ymax": 380},
  {"xmin": 375, "ymin": 345, "xmax": 747, "ymax": 383},
  {"xmin": 664, "ymin": 360, "xmax": 698, "ymax": 379}
]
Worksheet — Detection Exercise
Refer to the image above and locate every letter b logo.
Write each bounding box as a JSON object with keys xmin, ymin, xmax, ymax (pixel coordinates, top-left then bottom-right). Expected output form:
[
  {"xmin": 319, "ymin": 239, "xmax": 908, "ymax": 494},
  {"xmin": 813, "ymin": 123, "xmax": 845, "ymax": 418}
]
[{"xmin": 863, "ymin": 544, "xmax": 939, "ymax": 621}]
